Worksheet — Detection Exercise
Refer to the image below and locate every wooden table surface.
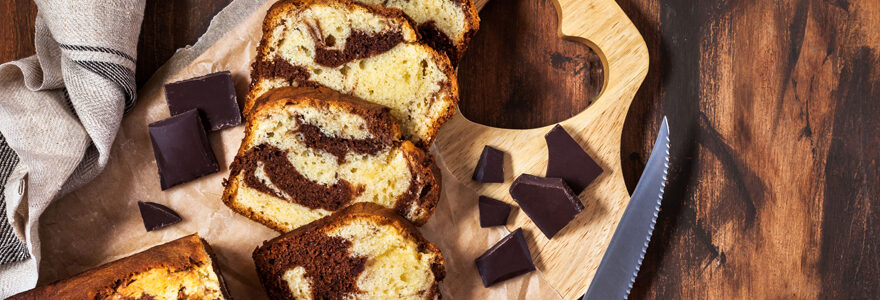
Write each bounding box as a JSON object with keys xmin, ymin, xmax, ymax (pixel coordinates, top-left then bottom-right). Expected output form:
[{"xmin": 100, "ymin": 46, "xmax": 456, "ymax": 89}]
[{"xmin": 1, "ymin": 0, "xmax": 877, "ymax": 298}]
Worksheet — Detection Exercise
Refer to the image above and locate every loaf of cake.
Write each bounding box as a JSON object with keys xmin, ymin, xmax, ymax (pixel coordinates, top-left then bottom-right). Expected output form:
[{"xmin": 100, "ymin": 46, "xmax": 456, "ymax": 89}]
[
  {"xmin": 352, "ymin": 0, "xmax": 479, "ymax": 66},
  {"xmin": 223, "ymin": 86, "xmax": 441, "ymax": 232},
  {"xmin": 253, "ymin": 203, "xmax": 445, "ymax": 299},
  {"xmin": 9, "ymin": 234, "xmax": 229, "ymax": 299},
  {"xmin": 247, "ymin": 0, "xmax": 459, "ymax": 146}
]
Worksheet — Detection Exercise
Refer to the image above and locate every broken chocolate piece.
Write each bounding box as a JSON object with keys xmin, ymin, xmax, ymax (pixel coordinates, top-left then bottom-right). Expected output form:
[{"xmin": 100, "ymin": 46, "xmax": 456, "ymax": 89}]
[
  {"xmin": 137, "ymin": 201, "xmax": 182, "ymax": 231},
  {"xmin": 148, "ymin": 109, "xmax": 219, "ymax": 190},
  {"xmin": 475, "ymin": 228, "xmax": 536, "ymax": 287},
  {"xmin": 479, "ymin": 196, "xmax": 512, "ymax": 227},
  {"xmin": 165, "ymin": 71, "xmax": 242, "ymax": 131},
  {"xmin": 509, "ymin": 174, "xmax": 584, "ymax": 239},
  {"xmin": 473, "ymin": 145, "xmax": 504, "ymax": 183},
  {"xmin": 545, "ymin": 124, "xmax": 602, "ymax": 194}
]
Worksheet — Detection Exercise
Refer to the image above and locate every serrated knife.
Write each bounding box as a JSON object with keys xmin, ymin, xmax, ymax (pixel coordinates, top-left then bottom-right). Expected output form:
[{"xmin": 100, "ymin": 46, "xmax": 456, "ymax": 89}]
[{"xmin": 582, "ymin": 116, "xmax": 671, "ymax": 300}]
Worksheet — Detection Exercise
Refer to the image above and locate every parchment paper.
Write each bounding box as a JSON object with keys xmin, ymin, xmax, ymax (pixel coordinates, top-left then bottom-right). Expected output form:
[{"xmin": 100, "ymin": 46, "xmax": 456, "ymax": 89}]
[{"xmin": 35, "ymin": 1, "xmax": 562, "ymax": 298}]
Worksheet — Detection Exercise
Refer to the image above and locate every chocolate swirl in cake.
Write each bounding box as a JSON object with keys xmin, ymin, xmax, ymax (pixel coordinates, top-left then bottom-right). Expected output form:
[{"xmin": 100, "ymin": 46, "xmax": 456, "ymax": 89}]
[
  {"xmin": 260, "ymin": 232, "xmax": 367, "ymax": 299},
  {"xmin": 255, "ymin": 56, "xmax": 312, "ymax": 83},
  {"xmin": 257, "ymin": 28, "xmax": 405, "ymax": 72},
  {"xmin": 234, "ymin": 141, "xmax": 439, "ymax": 221},
  {"xmin": 245, "ymin": 0, "xmax": 460, "ymax": 146},
  {"xmin": 294, "ymin": 116, "xmax": 394, "ymax": 162},
  {"xmin": 226, "ymin": 85, "xmax": 443, "ymax": 232},
  {"xmin": 417, "ymin": 22, "xmax": 456, "ymax": 65},
  {"xmin": 252, "ymin": 203, "xmax": 445, "ymax": 300},
  {"xmin": 231, "ymin": 109, "xmax": 401, "ymax": 211},
  {"xmin": 235, "ymin": 144, "xmax": 362, "ymax": 211},
  {"xmin": 314, "ymin": 30, "xmax": 405, "ymax": 68}
]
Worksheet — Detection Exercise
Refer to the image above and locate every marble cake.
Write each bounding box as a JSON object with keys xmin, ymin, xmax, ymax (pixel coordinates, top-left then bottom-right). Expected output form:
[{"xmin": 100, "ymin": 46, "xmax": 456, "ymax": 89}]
[
  {"xmin": 253, "ymin": 203, "xmax": 445, "ymax": 299},
  {"xmin": 8, "ymin": 234, "xmax": 229, "ymax": 299},
  {"xmin": 246, "ymin": 0, "xmax": 459, "ymax": 146},
  {"xmin": 223, "ymin": 86, "xmax": 441, "ymax": 232}
]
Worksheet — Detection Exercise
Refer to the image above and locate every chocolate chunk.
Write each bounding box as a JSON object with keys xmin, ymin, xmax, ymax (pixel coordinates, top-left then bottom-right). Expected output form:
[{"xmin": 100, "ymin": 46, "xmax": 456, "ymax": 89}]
[
  {"xmin": 509, "ymin": 174, "xmax": 584, "ymax": 239},
  {"xmin": 137, "ymin": 201, "xmax": 182, "ymax": 231},
  {"xmin": 148, "ymin": 109, "xmax": 219, "ymax": 190},
  {"xmin": 475, "ymin": 228, "xmax": 536, "ymax": 287},
  {"xmin": 473, "ymin": 145, "xmax": 504, "ymax": 183},
  {"xmin": 545, "ymin": 124, "xmax": 602, "ymax": 194},
  {"xmin": 165, "ymin": 71, "xmax": 241, "ymax": 131},
  {"xmin": 479, "ymin": 196, "xmax": 512, "ymax": 227}
]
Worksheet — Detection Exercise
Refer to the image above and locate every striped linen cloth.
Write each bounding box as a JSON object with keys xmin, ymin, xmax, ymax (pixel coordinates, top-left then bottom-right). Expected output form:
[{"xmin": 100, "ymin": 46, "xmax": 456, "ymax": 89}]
[
  {"xmin": 0, "ymin": 0, "xmax": 145, "ymax": 295},
  {"xmin": 0, "ymin": 136, "xmax": 26, "ymax": 265}
]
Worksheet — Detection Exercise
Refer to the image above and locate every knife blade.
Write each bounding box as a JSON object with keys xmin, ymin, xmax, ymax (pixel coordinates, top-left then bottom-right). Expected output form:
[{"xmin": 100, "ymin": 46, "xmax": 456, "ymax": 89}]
[{"xmin": 582, "ymin": 116, "xmax": 670, "ymax": 300}]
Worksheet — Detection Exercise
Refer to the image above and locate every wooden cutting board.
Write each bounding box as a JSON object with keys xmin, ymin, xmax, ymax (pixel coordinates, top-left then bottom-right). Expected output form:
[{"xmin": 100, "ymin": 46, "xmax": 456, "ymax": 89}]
[{"xmin": 436, "ymin": 0, "xmax": 649, "ymax": 298}]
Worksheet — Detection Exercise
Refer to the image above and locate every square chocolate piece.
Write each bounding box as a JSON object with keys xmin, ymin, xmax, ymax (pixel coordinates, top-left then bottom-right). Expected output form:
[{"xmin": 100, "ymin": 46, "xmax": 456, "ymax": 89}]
[
  {"xmin": 545, "ymin": 124, "xmax": 602, "ymax": 194},
  {"xmin": 149, "ymin": 109, "xmax": 219, "ymax": 190},
  {"xmin": 475, "ymin": 228, "xmax": 536, "ymax": 287},
  {"xmin": 509, "ymin": 174, "xmax": 584, "ymax": 239},
  {"xmin": 479, "ymin": 196, "xmax": 512, "ymax": 227},
  {"xmin": 165, "ymin": 71, "xmax": 241, "ymax": 131},
  {"xmin": 473, "ymin": 145, "xmax": 504, "ymax": 183}
]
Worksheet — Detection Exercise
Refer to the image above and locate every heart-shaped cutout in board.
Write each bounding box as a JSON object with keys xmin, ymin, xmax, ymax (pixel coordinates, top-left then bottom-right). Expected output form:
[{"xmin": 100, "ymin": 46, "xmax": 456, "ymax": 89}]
[
  {"xmin": 436, "ymin": 0, "xmax": 650, "ymax": 298},
  {"xmin": 458, "ymin": 0, "xmax": 604, "ymax": 129}
]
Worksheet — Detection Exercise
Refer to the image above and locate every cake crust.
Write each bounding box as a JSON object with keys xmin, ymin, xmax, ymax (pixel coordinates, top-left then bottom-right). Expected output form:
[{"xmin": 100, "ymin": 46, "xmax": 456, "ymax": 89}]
[
  {"xmin": 223, "ymin": 86, "xmax": 442, "ymax": 232},
  {"xmin": 8, "ymin": 234, "xmax": 230, "ymax": 300},
  {"xmin": 253, "ymin": 203, "xmax": 445, "ymax": 300}
]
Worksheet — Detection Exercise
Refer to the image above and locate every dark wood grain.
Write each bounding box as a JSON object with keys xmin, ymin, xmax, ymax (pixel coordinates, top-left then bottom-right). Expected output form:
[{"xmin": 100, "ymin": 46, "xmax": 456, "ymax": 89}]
[
  {"xmin": 0, "ymin": 1, "xmax": 37, "ymax": 62},
  {"xmin": 457, "ymin": 0, "xmax": 604, "ymax": 129},
  {"xmin": 1, "ymin": 0, "xmax": 878, "ymax": 298},
  {"xmin": 617, "ymin": 0, "xmax": 880, "ymax": 298},
  {"xmin": 137, "ymin": 0, "xmax": 232, "ymax": 87}
]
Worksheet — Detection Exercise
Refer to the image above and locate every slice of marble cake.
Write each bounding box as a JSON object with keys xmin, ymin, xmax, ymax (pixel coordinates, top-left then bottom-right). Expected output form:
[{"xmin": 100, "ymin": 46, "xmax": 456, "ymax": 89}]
[
  {"xmin": 246, "ymin": 0, "xmax": 459, "ymax": 146},
  {"xmin": 223, "ymin": 86, "xmax": 440, "ymax": 232},
  {"xmin": 253, "ymin": 203, "xmax": 445, "ymax": 299}
]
